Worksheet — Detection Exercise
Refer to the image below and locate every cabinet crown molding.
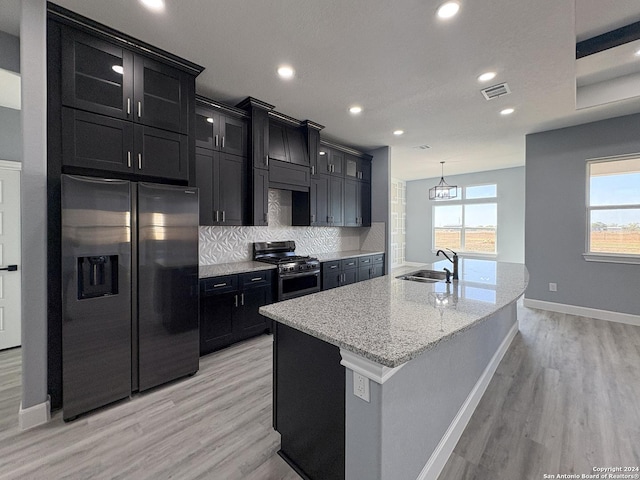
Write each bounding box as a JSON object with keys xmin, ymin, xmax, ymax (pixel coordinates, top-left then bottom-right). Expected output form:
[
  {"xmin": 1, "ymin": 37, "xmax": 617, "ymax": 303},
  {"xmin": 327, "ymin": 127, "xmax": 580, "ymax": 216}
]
[
  {"xmin": 47, "ymin": 2, "xmax": 204, "ymax": 76},
  {"xmin": 236, "ymin": 96, "xmax": 275, "ymax": 112},
  {"xmin": 196, "ymin": 95, "xmax": 249, "ymax": 118}
]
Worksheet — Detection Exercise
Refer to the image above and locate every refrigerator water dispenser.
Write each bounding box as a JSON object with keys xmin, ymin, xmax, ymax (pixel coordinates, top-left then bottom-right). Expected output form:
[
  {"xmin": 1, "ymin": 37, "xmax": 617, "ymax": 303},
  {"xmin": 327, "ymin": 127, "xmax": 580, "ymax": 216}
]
[{"xmin": 77, "ymin": 255, "xmax": 119, "ymax": 299}]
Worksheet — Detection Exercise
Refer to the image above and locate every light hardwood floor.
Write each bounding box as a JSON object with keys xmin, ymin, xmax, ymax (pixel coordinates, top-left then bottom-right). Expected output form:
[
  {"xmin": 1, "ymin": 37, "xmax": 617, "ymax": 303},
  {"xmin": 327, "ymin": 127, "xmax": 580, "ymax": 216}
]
[
  {"xmin": 0, "ymin": 306, "xmax": 638, "ymax": 480},
  {"xmin": 439, "ymin": 305, "xmax": 640, "ymax": 479}
]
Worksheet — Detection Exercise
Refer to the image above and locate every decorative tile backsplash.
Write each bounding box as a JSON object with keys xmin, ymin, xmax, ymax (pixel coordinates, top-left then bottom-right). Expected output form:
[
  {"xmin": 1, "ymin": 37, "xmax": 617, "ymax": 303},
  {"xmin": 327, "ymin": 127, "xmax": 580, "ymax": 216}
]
[
  {"xmin": 390, "ymin": 178, "xmax": 406, "ymax": 267},
  {"xmin": 199, "ymin": 189, "xmax": 385, "ymax": 265}
]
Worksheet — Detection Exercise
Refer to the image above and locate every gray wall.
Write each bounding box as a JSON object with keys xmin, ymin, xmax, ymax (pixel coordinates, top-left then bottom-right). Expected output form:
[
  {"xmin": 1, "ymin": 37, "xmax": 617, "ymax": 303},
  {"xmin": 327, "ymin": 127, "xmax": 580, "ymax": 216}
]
[
  {"xmin": 345, "ymin": 303, "xmax": 516, "ymax": 479},
  {"xmin": 368, "ymin": 146, "xmax": 391, "ymax": 272},
  {"xmin": 0, "ymin": 30, "xmax": 20, "ymax": 72},
  {"xmin": 0, "ymin": 30, "xmax": 21, "ymax": 162},
  {"xmin": 20, "ymin": 0, "xmax": 48, "ymax": 410},
  {"xmin": 525, "ymin": 114, "xmax": 640, "ymax": 316},
  {"xmin": 0, "ymin": 107, "xmax": 22, "ymax": 161},
  {"xmin": 406, "ymin": 167, "xmax": 525, "ymax": 264}
]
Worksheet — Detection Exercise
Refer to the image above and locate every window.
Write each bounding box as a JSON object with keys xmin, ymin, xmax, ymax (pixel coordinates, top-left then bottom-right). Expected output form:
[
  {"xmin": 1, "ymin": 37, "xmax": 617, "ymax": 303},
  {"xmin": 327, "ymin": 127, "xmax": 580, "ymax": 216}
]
[
  {"xmin": 586, "ymin": 156, "xmax": 640, "ymax": 259},
  {"xmin": 433, "ymin": 184, "xmax": 497, "ymax": 254}
]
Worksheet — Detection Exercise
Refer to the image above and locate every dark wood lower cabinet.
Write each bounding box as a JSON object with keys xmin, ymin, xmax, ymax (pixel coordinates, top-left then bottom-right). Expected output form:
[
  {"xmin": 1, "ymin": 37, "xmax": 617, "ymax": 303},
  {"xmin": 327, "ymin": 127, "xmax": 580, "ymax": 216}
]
[
  {"xmin": 200, "ymin": 271, "xmax": 274, "ymax": 355},
  {"xmin": 322, "ymin": 254, "xmax": 384, "ymax": 290},
  {"xmin": 273, "ymin": 323, "xmax": 345, "ymax": 480}
]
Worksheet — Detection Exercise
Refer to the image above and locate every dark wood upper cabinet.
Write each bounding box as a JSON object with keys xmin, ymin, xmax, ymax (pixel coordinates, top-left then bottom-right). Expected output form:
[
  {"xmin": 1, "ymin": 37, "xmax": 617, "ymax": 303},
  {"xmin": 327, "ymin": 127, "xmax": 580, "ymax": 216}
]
[
  {"xmin": 61, "ymin": 27, "xmax": 134, "ymax": 121},
  {"xmin": 344, "ymin": 179, "xmax": 371, "ymax": 227},
  {"xmin": 61, "ymin": 25, "xmax": 190, "ymax": 135},
  {"xmin": 62, "ymin": 107, "xmax": 187, "ymax": 181},
  {"xmin": 195, "ymin": 104, "xmax": 247, "ymax": 157},
  {"xmin": 327, "ymin": 149, "xmax": 344, "ymax": 176},
  {"xmin": 317, "ymin": 145, "xmax": 331, "ymax": 175},
  {"xmin": 252, "ymin": 169, "xmax": 269, "ymax": 226},
  {"xmin": 311, "ymin": 175, "xmax": 329, "ymax": 226},
  {"xmin": 195, "ymin": 147, "xmax": 246, "ymax": 226},
  {"xmin": 346, "ymin": 155, "xmax": 372, "ymax": 182},
  {"xmin": 328, "ymin": 176, "xmax": 344, "ymax": 226},
  {"xmin": 269, "ymin": 121, "xmax": 309, "ymax": 166},
  {"xmin": 269, "ymin": 122, "xmax": 289, "ymax": 163},
  {"xmin": 135, "ymin": 125, "xmax": 188, "ymax": 181}
]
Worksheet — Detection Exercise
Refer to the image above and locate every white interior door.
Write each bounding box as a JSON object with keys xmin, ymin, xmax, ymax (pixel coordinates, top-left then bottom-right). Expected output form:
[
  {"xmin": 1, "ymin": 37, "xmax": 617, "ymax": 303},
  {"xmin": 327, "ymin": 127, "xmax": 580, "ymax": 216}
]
[{"xmin": 0, "ymin": 165, "xmax": 21, "ymax": 350}]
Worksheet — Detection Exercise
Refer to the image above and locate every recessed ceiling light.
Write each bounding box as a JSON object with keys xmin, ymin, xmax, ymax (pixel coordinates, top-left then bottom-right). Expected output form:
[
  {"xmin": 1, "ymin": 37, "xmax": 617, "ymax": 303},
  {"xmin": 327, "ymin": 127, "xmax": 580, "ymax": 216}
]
[
  {"xmin": 140, "ymin": 0, "xmax": 165, "ymax": 12},
  {"xmin": 635, "ymin": 48, "xmax": 640, "ymax": 57},
  {"xmin": 349, "ymin": 106, "xmax": 363, "ymax": 114},
  {"xmin": 500, "ymin": 108, "xmax": 515, "ymax": 115},
  {"xmin": 437, "ymin": 1, "xmax": 460, "ymax": 19},
  {"xmin": 393, "ymin": 130, "xmax": 404, "ymax": 136},
  {"xmin": 206, "ymin": 117, "xmax": 214, "ymax": 124},
  {"xmin": 277, "ymin": 65, "xmax": 295, "ymax": 79},
  {"xmin": 112, "ymin": 65, "xmax": 124, "ymax": 75},
  {"xmin": 478, "ymin": 71, "xmax": 496, "ymax": 82}
]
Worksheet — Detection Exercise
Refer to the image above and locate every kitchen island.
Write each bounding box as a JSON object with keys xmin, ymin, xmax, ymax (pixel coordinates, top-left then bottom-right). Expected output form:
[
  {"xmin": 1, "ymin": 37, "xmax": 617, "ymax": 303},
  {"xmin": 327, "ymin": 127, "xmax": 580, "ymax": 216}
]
[{"xmin": 259, "ymin": 259, "xmax": 528, "ymax": 480}]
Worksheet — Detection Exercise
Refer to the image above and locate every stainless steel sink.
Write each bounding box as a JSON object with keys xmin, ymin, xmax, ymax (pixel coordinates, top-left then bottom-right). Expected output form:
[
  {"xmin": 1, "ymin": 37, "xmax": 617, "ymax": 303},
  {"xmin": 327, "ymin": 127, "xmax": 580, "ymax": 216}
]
[{"xmin": 396, "ymin": 269, "xmax": 447, "ymax": 283}]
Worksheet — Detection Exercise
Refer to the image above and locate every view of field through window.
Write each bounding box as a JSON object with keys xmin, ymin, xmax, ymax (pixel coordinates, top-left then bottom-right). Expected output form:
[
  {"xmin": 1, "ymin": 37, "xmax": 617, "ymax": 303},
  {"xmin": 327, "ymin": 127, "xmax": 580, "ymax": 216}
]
[
  {"xmin": 433, "ymin": 193, "xmax": 497, "ymax": 253},
  {"xmin": 588, "ymin": 157, "xmax": 640, "ymax": 255}
]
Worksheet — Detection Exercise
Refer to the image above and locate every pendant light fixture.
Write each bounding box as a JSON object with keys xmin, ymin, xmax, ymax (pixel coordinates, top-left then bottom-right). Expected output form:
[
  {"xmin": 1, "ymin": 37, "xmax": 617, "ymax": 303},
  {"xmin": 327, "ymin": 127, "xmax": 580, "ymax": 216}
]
[{"xmin": 429, "ymin": 161, "xmax": 458, "ymax": 200}]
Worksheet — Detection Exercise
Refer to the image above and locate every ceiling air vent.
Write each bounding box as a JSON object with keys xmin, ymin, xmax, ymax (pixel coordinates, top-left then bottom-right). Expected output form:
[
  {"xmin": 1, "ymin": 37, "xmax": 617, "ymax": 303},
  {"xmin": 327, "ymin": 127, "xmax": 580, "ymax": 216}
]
[
  {"xmin": 413, "ymin": 144, "xmax": 431, "ymax": 150},
  {"xmin": 481, "ymin": 82, "xmax": 511, "ymax": 100}
]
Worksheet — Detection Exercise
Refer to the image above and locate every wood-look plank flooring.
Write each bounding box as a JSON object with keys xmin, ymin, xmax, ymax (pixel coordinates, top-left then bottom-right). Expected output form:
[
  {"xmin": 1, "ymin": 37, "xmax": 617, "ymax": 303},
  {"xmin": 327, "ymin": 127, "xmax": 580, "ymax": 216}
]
[
  {"xmin": 1, "ymin": 306, "xmax": 638, "ymax": 480},
  {"xmin": 439, "ymin": 305, "xmax": 640, "ymax": 480},
  {"xmin": 0, "ymin": 335, "xmax": 300, "ymax": 480}
]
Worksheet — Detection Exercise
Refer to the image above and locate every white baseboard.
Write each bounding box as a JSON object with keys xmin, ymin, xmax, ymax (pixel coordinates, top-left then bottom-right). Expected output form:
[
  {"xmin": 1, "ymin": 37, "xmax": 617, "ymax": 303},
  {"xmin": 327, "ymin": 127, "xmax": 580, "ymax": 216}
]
[
  {"xmin": 19, "ymin": 396, "xmax": 50, "ymax": 430},
  {"xmin": 417, "ymin": 321, "xmax": 519, "ymax": 480},
  {"xmin": 523, "ymin": 298, "xmax": 640, "ymax": 327}
]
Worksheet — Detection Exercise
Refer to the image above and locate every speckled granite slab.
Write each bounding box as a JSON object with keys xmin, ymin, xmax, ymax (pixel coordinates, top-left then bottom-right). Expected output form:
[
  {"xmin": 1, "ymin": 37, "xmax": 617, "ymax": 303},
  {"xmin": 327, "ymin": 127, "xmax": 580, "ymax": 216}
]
[
  {"xmin": 199, "ymin": 261, "xmax": 276, "ymax": 279},
  {"xmin": 260, "ymin": 260, "xmax": 529, "ymax": 368},
  {"xmin": 314, "ymin": 250, "xmax": 385, "ymax": 262}
]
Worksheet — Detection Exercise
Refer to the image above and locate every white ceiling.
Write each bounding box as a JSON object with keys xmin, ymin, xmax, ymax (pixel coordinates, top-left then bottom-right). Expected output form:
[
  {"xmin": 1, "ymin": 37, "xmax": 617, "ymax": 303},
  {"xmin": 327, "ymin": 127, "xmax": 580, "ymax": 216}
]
[{"xmin": 6, "ymin": 0, "xmax": 640, "ymax": 180}]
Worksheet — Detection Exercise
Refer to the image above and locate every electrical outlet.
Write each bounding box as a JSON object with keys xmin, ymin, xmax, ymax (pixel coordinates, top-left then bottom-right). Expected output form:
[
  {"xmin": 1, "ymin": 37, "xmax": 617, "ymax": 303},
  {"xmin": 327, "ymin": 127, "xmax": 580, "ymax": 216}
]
[
  {"xmin": 549, "ymin": 282, "xmax": 557, "ymax": 292},
  {"xmin": 353, "ymin": 372, "xmax": 370, "ymax": 402}
]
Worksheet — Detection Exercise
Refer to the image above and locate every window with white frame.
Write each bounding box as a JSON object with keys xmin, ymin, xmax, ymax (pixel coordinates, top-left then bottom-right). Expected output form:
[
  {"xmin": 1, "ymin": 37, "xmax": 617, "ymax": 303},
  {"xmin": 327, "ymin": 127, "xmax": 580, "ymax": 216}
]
[
  {"xmin": 433, "ymin": 184, "xmax": 497, "ymax": 254},
  {"xmin": 586, "ymin": 156, "xmax": 640, "ymax": 258}
]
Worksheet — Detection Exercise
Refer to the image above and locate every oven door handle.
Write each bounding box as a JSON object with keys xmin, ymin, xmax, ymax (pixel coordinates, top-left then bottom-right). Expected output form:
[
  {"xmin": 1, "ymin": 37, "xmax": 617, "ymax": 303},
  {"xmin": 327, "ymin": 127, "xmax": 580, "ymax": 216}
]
[{"xmin": 279, "ymin": 271, "xmax": 320, "ymax": 279}]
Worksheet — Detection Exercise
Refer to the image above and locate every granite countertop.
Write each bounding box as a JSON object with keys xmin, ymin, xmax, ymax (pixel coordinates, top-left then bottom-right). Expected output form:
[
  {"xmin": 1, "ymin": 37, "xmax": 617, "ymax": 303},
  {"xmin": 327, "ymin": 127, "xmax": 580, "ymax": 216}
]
[
  {"xmin": 260, "ymin": 259, "xmax": 529, "ymax": 368},
  {"xmin": 199, "ymin": 261, "xmax": 276, "ymax": 279},
  {"xmin": 314, "ymin": 250, "xmax": 385, "ymax": 262}
]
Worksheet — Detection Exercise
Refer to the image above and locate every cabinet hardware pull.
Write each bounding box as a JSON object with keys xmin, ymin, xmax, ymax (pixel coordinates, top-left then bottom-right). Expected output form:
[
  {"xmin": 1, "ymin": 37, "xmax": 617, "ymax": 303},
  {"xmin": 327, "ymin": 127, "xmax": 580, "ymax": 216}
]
[
  {"xmin": 263, "ymin": 212, "xmax": 268, "ymax": 223},
  {"xmin": 330, "ymin": 265, "xmax": 338, "ymax": 269},
  {"xmin": 137, "ymin": 101, "xmax": 142, "ymax": 118},
  {"xmin": 222, "ymin": 136, "xmax": 225, "ymax": 148},
  {"xmin": 235, "ymin": 295, "xmax": 238, "ymax": 307},
  {"xmin": 127, "ymin": 151, "xmax": 131, "ymax": 168},
  {"xmin": 221, "ymin": 210, "xmax": 225, "ymax": 222},
  {"xmin": 127, "ymin": 98, "xmax": 131, "ymax": 115},
  {"xmin": 251, "ymin": 277, "xmax": 262, "ymax": 282},
  {"xmin": 265, "ymin": 155, "xmax": 269, "ymax": 167},
  {"xmin": 138, "ymin": 153, "xmax": 142, "ymax": 170},
  {"xmin": 241, "ymin": 293, "xmax": 244, "ymax": 306},
  {"xmin": 311, "ymin": 165, "xmax": 315, "ymax": 175},
  {"xmin": 328, "ymin": 164, "xmax": 332, "ymax": 173},
  {"xmin": 311, "ymin": 214, "xmax": 315, "ymax": 223},
  {"xmin": 215, "ymin": 210, "xmax": 219, "ymax": 222},
  {"xmin": 215, "ymin": 135, "xmax": 219, "ymax": 147},
  {"xmin": 213, "ymin": 283, "xmax": 226, "ymax": 288}
]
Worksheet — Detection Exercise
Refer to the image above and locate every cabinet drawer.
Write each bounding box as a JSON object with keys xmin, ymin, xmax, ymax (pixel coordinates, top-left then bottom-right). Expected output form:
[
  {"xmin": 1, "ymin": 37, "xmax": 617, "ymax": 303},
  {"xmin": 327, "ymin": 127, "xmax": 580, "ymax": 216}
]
[
  {"xmin": 239, "ymin": 270, "xmax": 272, "ymax": 288},
  {"xmin": 341, "ymin": 258, "xmax": 358, "ymax": 270},
  {"xmin": 373, "ymin": 254, "xmax": 385, "ymax": 264},
  {"xmin": 358, "ymin": 255, "xmax": 373, "ymax": 266},
  {"xmin": 323, "ymin": 260, "xmax": 341, "ymax": 272},
  {"xmin": 201, "ymin": 275, "xmax": 238, "ymax": 295}
]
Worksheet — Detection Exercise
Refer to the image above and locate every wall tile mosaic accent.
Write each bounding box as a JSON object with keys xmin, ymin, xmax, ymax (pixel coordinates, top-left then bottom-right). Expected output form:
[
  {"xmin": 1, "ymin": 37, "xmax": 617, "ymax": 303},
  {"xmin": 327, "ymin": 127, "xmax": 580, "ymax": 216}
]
[
  {"xmin": 390, "ymin": 178, "xmax": 406, "ymax": 267},
  {"xmin": 200, "ymin": 189, "xmax": 365, "ymax": 264}
]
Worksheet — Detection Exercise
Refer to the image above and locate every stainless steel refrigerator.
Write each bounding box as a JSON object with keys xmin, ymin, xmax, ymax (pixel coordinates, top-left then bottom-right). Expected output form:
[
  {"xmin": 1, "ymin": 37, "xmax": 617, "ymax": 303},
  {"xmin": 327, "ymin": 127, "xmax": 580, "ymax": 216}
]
[{"xmin": 61, "ymin": 174, "xmax": 199, "ymax": 420}]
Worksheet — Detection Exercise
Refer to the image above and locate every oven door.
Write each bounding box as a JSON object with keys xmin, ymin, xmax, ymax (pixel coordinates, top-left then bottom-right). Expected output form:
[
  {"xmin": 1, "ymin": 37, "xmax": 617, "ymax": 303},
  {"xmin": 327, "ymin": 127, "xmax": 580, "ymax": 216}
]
[{"xmin": 279, "ymin": 271, "xmax": 321, "ymax": 301}]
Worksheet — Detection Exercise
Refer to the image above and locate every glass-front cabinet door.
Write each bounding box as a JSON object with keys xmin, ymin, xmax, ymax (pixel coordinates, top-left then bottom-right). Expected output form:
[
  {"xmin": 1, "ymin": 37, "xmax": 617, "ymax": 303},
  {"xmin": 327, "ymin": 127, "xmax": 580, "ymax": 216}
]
[{"xmin": 61, "ymin": 26, "xmax": 134, "ymax": 120}]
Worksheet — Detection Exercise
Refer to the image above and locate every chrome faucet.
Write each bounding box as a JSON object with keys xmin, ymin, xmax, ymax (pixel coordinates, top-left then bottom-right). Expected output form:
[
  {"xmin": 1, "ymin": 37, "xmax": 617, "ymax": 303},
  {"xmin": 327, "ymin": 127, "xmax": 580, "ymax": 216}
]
[{"xmin": 436, "ymin": 248, "xmax": 459, "ymax": 281}]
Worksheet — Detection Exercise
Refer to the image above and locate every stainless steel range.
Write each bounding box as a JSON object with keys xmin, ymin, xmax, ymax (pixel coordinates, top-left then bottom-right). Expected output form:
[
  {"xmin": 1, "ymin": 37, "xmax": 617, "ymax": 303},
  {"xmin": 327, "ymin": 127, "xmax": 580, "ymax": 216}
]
[{"xmin": 253, "ymin": 241, "xmax": 321, "ymax": 301}]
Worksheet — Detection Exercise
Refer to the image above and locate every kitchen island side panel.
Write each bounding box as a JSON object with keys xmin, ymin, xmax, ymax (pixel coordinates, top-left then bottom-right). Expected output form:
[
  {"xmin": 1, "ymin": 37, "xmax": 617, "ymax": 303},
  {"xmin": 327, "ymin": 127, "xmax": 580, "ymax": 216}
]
[{"xmin": 344, "ymin": 302, "xmax": 517, "ymax": 480}]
